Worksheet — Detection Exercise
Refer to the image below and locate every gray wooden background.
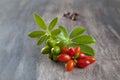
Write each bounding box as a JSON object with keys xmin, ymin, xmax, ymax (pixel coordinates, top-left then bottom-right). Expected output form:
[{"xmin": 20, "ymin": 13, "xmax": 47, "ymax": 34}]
[{"xmin": 0, "ymin": 0, "xmax": 120, "ymax": 80}]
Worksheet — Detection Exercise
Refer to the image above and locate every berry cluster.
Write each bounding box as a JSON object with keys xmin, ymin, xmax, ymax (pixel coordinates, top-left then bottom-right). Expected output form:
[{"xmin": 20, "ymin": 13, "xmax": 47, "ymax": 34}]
[
  {"xmin": 58, "ymin": 46, "xmax": 96, "ymax": 71},
  {"xmin": 41, "ymin": 38, "xmax": 96, "ymax": 71}
]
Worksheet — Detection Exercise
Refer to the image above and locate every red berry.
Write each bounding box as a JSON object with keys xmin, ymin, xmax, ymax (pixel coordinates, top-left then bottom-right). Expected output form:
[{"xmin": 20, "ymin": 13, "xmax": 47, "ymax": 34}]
[
  {"xmin": 57, "ymin": 54, "xmax": 71, "ymax": 62},
  {"xmin": 74, "ymin": 46, "xmax": 80, "ymax": 52},
  {"xmin": 60, "ymin": 46, "xmax": 68, "ymax": 53},
  {"xmin": 77, "ymin": 53, "xmax": 86, "ymax": 60},
  {"xmin": 68, "ymin": 47, "xmax": 75, "ymax": 56},
  {"xmin": 65, "ymin": 60, "xmax": 74, "ymax": 71},
  {"xmin": 86, "ymin": 56, "xmax": 96, "ymax": 64},
  {"xmin": 76, "ymin": 59, "xmax": 90, "ymax": 68}
]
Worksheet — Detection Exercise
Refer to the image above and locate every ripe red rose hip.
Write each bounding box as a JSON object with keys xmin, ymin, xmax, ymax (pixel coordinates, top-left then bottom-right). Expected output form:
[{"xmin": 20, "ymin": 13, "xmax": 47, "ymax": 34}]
[
  {"xmin": 60, "ymin": 46, "xmax": 68, "ymax": 53},
  {"xmin": 77, "ymin": 53, "xmax": 86, "ymax": 60},
  {"xmin": 76, "ymin": 59, "xmax": 90, "ymax": 68},
  {"xmin": 57, "ymin": 54, "xmax": 71, "ymax": 62},
  {"xmin": 65, "ymin": 60, "xmax": 74, "ymax": 71},
  {"xmin": 74, "ymin": 46, "xmax": 80, "ymax": 52},
  {"xmin": 68, "ymin": 47, "xmax": 75, "ymax": 56},
  {"xmin": 86, "ymin": 56, "xmax": 96, "ymax": 64}
]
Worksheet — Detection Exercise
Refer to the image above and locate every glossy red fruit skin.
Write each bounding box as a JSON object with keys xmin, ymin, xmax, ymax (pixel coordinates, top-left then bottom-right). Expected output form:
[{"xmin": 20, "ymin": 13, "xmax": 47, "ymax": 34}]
[
  {"xmin": 65, "ymin": 60, "xmax": 74, "ymax": 71},
  {"xmin": 76, "ymin": 59, "xmax": 90, "ymax": 68},
  {"xmin": 74, "ymin": 46, "xmax": 80, "ymax": 53},
  {"xmin": 77, "ymin": 53, "xmax": 86, "ymax": 60},
  {"xmin": 68, "ymin": 47, "xmax": 75, "ymax": 56},
  {"xmin": 57, "ymin": 54, "xmax": 71, "ymax": 62},
  {"xmin": 60, "ymin": 46, "xmax": 68, "ymax": 53},
  {"xmin": 86, "ymin": 56, "xmax": 96, "ymax": 64}
]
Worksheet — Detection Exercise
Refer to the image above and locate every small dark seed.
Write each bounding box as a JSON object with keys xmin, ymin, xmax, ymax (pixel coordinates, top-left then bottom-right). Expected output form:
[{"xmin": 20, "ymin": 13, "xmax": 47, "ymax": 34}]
[
  {"xmin": 63, "ymin": 14, "xmax": 67, "ymax": 17},
  {"xmin": 72, "ymin": 17, "xmax": 77, "ymax": 21},
  {"xmin": 65, "ymin": 12, "xmax": 70, "ymax": 15},
  {"xmin": 63, "ymin": 12, "xmax": 70, "ymax": 17},
  {"xmin": 66, "ymin": 12, "xmax": 70, "ymax": 15},
  {"xmin": 69, "ymin": 15, "xmax": 73, "ymax": 19},
  {"xmin": 72, "ymin": 12, "xmax": 79, "ymax": 16},
  {"xmin": 71, "ymin": 15, "xmax": 77, "ymax": 21}
]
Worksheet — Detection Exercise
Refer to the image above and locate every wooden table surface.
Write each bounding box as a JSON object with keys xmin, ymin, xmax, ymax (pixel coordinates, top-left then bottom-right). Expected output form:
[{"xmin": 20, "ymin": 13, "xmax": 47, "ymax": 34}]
[{"xmin": 0, "ymin": 0, "xmax": 120, "ymax": 80}]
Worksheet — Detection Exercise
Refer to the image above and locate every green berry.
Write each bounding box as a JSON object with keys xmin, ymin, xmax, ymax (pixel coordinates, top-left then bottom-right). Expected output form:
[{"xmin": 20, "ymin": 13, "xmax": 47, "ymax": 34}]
[
  {"xmin": 51, "ymin": 46, "xmax": 60, "ymax": 55},
  {"xmin": 41, "ymin": 46, "xmax": 51, "ymax": 54},
  {"xmin": 49, "ymin": 53, "xmax": 53, "ymax": 59},
  {"xmin": 46, "ymin": 39, "xmax": 56, "ymax": 47},
  {"xmin": 57, "ymin": 40, "xmax": 66, "ymax": 47},
  {"xmin": 53, "ymin": 55, "xmax": 58, "ymax": 62}
]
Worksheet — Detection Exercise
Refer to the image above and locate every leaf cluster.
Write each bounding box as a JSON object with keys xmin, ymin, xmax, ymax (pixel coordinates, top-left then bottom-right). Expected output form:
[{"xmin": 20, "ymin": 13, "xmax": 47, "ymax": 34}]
[{"xmin": 28, "ymin": 13, "xmax": 96, "ymax": 56}]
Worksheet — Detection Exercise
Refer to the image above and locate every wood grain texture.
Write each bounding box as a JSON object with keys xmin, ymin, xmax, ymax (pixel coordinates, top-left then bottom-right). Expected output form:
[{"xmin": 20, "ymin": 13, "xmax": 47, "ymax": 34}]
[{"xmin": 0, "ymin": 0, "xmax": 120, "ymax": 80}]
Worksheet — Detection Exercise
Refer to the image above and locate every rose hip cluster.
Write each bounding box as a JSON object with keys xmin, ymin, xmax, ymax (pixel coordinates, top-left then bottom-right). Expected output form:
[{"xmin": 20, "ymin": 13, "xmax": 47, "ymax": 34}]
[
  {"xmin": 57, "ymin": 46, "xmax": 96, "ymax": 71},
  {"xmin": 41, "ymin": 38, "xmax": 96, "ymax": 71}
]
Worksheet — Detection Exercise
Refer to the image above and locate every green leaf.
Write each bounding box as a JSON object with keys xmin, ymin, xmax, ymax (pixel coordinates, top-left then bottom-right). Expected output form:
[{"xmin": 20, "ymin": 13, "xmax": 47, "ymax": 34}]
[
  {"xmin": 67, "ymin": 42, "xmax": 78, "ymax": 47},
  {"xmin": 34, "ymin": 13, "xmax": 47, "ymax": 30},
  {"xmin": 79, "ymin": 44, "xmax": 95, "ymax": 56},
  {"xmin": 48, "ymin": 17, "xmax": 58, "ymax": 31},
  {"xmin": 37, "ymin": 35, "xmax": 47, "ymax": 45},
  {"xmin": 51, "ymin": 28, "xmax": 61, "ymax": 36},
  {"xmin": 28, "ymin": 30, "xmax": 45, "ymax": 38},
  {"xmin": 70, "ymin": 27, "xmax": 86, "ymax": 39},
  {"xmin": 59, "ymin": 26, "xmax": 68, "ymax": 38},
  {"xmin": 71, "ymin": 35, "xmax": 96, "ymax": 44}
]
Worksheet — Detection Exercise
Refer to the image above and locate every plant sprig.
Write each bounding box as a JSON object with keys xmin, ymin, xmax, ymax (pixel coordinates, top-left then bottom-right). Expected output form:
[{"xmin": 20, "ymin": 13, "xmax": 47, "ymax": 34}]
[
  {"xmin": 28, "ymin": 13, "xmax": 96, "ymax": 56},
  {"xmin": 28, "ymin": 13, "xmax": 60, "ymax": 45}
]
